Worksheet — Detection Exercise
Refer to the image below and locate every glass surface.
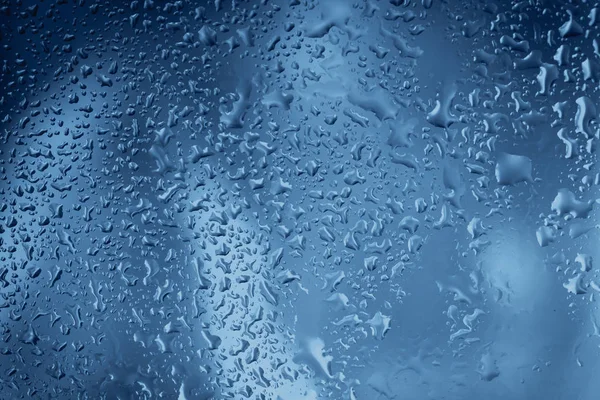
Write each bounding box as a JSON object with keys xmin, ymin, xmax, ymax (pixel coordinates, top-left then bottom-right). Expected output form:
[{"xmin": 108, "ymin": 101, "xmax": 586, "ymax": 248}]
[{"xmin": 0, "ymin": 0, "xmax": 599, "ymax": 398}]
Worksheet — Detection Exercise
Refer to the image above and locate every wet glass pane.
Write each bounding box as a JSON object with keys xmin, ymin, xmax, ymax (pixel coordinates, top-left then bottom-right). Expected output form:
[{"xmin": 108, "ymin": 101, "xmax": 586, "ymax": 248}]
[{"xmin": 0, "ymin": 0, "xmax": 598, "ymax": 398}]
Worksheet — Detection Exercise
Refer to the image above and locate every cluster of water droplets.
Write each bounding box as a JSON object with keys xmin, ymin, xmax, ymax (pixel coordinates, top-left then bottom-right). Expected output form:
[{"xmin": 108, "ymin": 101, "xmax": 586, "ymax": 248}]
[{"xmin": 1, "ymin": 0, "xmax": 600, "ymax": 399}]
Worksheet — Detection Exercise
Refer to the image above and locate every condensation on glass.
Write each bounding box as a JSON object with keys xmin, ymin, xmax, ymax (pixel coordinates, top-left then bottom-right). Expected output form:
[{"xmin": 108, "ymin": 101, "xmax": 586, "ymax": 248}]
[{"xmin": 0, "ymin": 0, "xmax": 598, "ymax": 399}]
